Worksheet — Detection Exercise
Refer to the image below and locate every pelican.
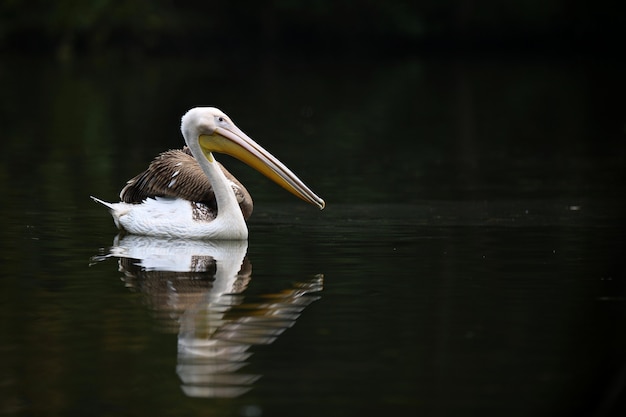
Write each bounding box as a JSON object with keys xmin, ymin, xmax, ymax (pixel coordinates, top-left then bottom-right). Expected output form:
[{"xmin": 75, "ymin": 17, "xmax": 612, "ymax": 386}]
[{"xmin": 91, "ymin": 107, "xmax": 325, "ymax": 239}]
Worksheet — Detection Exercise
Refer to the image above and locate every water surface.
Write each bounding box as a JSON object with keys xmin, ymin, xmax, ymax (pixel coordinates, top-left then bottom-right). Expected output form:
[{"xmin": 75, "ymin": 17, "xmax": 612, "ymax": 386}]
[{"xmin": 0, "ymin": 54, "xmax": 624, "ymax": 416}]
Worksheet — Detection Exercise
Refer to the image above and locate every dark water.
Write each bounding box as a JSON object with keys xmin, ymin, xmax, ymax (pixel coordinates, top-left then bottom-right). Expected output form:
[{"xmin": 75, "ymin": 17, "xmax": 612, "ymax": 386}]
[{"xmin": 0, "ymin": 54, "xmax": 625, "ymax": 416}]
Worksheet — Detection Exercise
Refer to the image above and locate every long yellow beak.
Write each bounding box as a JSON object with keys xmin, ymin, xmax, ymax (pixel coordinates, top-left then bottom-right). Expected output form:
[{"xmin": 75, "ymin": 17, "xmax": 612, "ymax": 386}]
[{"xmin": 198, "ymin": 127, "xmax": 325, "ymax": 210}]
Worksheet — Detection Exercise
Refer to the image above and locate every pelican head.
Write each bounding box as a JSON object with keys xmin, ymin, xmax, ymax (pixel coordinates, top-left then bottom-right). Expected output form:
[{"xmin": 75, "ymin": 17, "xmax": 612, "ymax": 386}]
[{"xmin": 181, "ymin": 107, "xmax": 325, "ymax": 210}]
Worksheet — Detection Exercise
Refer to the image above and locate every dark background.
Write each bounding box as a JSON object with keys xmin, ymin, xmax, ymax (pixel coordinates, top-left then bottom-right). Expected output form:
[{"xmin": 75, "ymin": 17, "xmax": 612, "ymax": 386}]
[
  {"xmin": 1, "ymin": 3, "xmax": 625, "ymax": 416},
  {"xmin": 2, "ymin": 0, "xmax": 625, "ymax": 58}
]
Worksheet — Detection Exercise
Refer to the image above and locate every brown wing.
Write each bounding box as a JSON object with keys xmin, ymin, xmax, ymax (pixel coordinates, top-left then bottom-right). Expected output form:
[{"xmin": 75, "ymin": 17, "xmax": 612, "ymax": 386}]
[{"xmin": 120, "ymin": 147, "xmax": 253, "ymax": 220}]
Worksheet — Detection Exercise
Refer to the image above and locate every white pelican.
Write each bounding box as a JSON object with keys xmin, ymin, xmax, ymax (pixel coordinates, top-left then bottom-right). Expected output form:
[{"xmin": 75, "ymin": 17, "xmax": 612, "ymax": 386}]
[{"xmin": 92, "ymin": 107, "xmax": 325, "ymax": 239}]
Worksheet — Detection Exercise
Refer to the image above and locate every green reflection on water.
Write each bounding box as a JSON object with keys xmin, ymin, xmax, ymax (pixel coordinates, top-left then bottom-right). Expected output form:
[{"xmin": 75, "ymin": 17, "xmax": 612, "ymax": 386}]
[{"xmin": 2, "ymin": 55, "xmax": 624, "ymax": 211}]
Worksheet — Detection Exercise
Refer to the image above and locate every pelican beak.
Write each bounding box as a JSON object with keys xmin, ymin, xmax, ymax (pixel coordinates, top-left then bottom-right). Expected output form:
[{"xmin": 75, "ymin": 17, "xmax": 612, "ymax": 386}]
[{"xmin": 198, "ymin": 127, "xmax": 325, "ymax": 210}]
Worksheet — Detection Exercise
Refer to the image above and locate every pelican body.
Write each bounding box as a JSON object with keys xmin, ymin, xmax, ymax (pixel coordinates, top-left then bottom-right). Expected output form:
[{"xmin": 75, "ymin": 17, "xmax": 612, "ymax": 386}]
[{"xmin": 92, "ymin": 107, "xmax": 325, "ymax": 239}]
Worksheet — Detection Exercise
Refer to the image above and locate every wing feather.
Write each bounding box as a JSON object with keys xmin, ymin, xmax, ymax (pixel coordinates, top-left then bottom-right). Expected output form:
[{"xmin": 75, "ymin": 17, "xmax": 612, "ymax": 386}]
[{"xmin": 120, "ymin": 147, "xmax": 253, "ymax": 220}]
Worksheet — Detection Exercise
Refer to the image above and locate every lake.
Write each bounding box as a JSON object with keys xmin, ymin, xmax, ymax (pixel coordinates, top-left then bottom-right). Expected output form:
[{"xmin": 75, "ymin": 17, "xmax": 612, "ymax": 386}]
[{"xmin": 0, "ymin": 52, "xmax": 624, "ymax": 416}]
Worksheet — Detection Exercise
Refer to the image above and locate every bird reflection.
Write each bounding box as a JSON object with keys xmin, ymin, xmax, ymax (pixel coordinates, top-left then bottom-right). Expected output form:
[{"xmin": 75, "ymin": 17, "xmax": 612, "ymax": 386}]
[{"xmin": 94, "ymin": 234, "xmax": 323, "ymax": 398}]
